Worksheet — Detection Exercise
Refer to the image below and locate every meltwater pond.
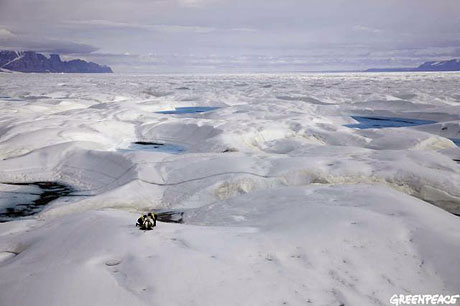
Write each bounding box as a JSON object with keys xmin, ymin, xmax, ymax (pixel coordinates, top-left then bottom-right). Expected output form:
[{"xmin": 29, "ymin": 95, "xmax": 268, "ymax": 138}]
[
  {"xmin": 156, "ymin": 106, "xmax": 219, "ymax": 114},
  {"xmin": 119, "ymin": 142, "xmax": 185, "ymax": 154},
  {"xmin": 345, "ymin": 116, "xmax": 436, "ymax": 129},
  {"xmin": 450, "ymin": 138, "xmax": 460, "ymax": 147}
]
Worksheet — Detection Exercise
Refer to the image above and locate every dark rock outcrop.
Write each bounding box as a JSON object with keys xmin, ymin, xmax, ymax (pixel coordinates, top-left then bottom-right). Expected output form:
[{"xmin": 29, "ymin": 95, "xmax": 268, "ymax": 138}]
[{"xmin": 0, "ymin": 50, "xmax": 112, "ymax": 73}]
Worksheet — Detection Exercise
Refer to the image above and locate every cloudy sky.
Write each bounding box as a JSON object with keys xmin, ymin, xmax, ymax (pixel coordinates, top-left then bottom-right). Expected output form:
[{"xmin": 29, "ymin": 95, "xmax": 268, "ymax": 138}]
[{"xmin": 1, "ymin": 0, "xmax": 459, "ymax": 72}]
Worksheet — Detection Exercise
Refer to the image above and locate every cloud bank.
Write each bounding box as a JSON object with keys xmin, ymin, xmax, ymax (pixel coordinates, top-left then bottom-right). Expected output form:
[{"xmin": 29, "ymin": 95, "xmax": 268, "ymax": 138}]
[{"xmin": 0, "ymin": 0, "xmax": 459, "ymax": 72}]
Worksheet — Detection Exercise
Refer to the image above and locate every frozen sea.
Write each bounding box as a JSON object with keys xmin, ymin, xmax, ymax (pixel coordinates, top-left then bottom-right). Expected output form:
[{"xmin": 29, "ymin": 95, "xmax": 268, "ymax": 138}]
[{"xmin": 0, "ymin": 72, "xmax": 459, "ymax": 306}]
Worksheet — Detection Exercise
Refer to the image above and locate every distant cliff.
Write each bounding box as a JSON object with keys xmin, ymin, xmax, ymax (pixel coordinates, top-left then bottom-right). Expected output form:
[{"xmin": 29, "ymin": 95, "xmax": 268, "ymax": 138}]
[
  {"xmin": 0, "ymin": 51, "xmax": 113, "ymax": 73},
  {"xmin": 366, "ymin": 59, "xmax": 460, "ymax": 72}
]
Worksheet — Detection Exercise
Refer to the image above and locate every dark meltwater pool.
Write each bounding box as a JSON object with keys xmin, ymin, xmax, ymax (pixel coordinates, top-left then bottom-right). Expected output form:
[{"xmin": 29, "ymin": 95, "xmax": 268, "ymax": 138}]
[
  {"xmin": 156, "ymin": 106, "xmax": 219, "ymax": 114},
  {"xmin": 155, "ymin": 210, "xmax": 184, "ymax": 223},
  {"xmin": 345, "ymin": 116, "xmax": 437, "ymax": 129},
  {"xmin": 0, "ymin": 182, "xmax": 74, "ymax": 222}
]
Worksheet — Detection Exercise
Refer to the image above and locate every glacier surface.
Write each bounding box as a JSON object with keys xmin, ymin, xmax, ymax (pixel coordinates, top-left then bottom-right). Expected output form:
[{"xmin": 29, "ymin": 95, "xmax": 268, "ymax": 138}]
[{"xmin": 0, "ymin": 72, "xmax": 459, "ymax": 306}]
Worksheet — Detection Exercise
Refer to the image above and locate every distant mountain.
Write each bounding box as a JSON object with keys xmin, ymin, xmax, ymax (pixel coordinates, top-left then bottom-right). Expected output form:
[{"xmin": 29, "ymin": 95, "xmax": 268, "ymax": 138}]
[
  {"xmin": 366, "ymin": 59, "xmax": 460, "ymax": 72},
  {"xmin": 416, "ymin": 59, "xmax": 460, "ymax": 71},
  {"xmin": 0, "ymin": 51, "xmax": 113, "ymax": 73}
]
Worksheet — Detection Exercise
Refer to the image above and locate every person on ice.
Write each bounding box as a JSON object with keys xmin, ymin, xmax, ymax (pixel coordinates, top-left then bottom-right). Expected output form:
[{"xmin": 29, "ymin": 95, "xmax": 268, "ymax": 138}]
[{"xmin": 136, "ymin": 212, "xmax": 157, "ymax": 230}]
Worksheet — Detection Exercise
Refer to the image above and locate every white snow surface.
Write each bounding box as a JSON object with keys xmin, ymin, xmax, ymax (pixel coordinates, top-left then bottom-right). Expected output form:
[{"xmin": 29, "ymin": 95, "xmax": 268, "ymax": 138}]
[{"xmin": 0, "ymin": 72, "xmax": 459, "ymax": 306}]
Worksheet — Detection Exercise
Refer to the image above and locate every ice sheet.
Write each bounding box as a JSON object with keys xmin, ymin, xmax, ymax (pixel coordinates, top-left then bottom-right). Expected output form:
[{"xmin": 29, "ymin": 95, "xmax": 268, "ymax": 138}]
[{"xmin": 0, "ymin": 72, "xmax": 459, "ymax": 306}]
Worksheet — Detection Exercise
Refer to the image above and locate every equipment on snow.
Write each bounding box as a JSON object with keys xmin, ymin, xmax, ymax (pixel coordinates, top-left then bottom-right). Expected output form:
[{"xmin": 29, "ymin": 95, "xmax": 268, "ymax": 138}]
[{"xmin": 136, "ymin": 212, "xmax": 157, "ymax": 230}]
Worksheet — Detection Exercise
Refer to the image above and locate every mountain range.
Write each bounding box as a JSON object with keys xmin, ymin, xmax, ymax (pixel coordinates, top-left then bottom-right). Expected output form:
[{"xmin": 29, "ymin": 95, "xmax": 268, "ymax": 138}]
[
  {"xmin": 0, "ymin": 51, "xmax": 112, "ymax": 73},
  {"xmin": 366, "ymin": 59, "xmax": 460, "ymax": 72}
]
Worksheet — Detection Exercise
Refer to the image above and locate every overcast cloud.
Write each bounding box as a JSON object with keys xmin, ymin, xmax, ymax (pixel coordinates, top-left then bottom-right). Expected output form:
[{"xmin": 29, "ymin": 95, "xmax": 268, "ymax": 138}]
[{"xmin": 1, "ymin": 0, "xmax": 459, "ymax": 72}]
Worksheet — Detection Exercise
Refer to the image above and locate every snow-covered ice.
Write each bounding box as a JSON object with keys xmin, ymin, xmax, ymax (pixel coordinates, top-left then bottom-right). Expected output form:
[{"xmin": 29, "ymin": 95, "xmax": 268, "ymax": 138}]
[{"xmin": 0, "ymin": 72, "xmax": 459, "ymax": 306}]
